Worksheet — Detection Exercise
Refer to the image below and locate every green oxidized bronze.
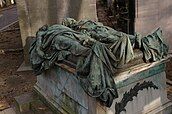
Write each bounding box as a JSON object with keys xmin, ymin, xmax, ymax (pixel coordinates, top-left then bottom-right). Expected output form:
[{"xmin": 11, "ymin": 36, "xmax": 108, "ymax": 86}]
[{"xmin": 29, "ymin": 18, "xmax": 168, "ymax": 107}]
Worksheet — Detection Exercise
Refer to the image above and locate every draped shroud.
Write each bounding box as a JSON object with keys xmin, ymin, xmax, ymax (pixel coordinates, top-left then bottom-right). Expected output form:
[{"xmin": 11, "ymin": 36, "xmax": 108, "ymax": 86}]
[{"xmin": 29, "ymin": 18, "xmax": 168, "ymax": 107}]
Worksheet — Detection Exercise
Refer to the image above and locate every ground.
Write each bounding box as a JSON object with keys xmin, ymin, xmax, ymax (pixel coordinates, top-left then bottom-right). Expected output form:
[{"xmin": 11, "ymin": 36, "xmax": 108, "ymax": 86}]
[
  {"xmin": 0, "ymin": 2, "xmax": 172, "ymax": 112},
  {"xmin": 0, "ymin": 23, "xmax": 36, "ymax": 108},
  {"xmin": 0, "ymin": 22, "xmax": 21, "ymax": 49}
]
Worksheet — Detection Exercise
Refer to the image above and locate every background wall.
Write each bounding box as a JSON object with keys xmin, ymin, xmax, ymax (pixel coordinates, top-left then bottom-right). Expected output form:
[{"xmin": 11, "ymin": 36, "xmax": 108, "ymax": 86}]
[{"xmin": 135, "ymin": 0, "xmax": 172, "ymax": 51}]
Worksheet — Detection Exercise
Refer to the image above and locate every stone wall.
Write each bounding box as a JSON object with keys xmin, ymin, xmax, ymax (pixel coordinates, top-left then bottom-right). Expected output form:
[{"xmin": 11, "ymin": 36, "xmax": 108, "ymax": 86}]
[{"xmin": 135, "ymin": 0, "xmax": 172, "ymax": 51}]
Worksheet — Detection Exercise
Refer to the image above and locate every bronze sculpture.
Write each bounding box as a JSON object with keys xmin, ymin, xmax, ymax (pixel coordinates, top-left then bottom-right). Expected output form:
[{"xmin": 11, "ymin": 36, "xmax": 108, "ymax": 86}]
[{"xmin": 29, "ymin": 18, "xmax": 168, "ymax": 107}]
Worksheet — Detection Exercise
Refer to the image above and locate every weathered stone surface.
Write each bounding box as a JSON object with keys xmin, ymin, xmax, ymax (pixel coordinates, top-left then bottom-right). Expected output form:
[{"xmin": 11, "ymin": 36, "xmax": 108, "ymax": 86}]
[
  {"xmin": 34, "ymin": 59, "xmax": 172, "ymax": 114},
  {"xmin": 14, "ymin": 92, "xmax": 38, "ymax": 113},
  {"xmin": 111, "ymin": 72, "xmax": 172, "ymax": 114},
  {"xmin": 36, "ymin": 66, "xmax": 89, "ymax": 110},
  {"xmin": 30, "ymin": 100, "xmax": 53, "ymax": 114}
]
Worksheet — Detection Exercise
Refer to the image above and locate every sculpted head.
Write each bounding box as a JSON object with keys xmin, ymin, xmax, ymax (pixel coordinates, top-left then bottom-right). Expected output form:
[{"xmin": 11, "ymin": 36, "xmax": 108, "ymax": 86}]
[{"xmin": 62, "ymin": 18, "xmax": 77, "ymax": 28}]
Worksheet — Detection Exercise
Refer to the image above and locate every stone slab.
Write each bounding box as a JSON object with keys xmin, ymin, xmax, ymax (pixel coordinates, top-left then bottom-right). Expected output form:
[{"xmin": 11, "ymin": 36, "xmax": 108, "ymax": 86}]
[
  {"xmin": 17, "ymin": 61, "xmax": 32, "ymax": 72},
  {"xmin": 115, "ymin": 63, "xmax": 166, "ymax": 88},
  {"xmin": 14, "ymin": 92, "xmax": 38, "ymax": 113},
  {"xmin": 30, "ymin": 100, "xmax": 53, "ymax": 114}
]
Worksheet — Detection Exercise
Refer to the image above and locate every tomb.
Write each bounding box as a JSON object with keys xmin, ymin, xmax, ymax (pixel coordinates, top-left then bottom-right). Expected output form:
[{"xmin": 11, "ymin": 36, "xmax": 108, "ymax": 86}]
[{"xmin": 30, "ymin": 19, "xmax": 172, "ymax": 114}]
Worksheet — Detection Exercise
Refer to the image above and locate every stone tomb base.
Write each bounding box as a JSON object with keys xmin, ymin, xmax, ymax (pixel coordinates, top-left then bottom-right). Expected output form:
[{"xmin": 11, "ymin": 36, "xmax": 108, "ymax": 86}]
[{"xmin": 34, "ymin": 59, "xmax": 172, "ymax": 114}]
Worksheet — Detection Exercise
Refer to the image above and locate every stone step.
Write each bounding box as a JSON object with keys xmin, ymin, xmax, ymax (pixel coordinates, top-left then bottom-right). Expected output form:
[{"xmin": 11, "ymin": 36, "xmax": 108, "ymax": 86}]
[
  {"xmin": 14, "ymin": 92, "xmax": 38, "ymax": 113},
  {"xmin": 20, "ymin": 111, "xmax": 34, "ymax": 114},
  {"xmin": 30, "ymin": 100, "xmax": 53, "ymax": 114},
  {"xmin": 14, "ymin": 92, "xmax": 54, "ymax": 114}
]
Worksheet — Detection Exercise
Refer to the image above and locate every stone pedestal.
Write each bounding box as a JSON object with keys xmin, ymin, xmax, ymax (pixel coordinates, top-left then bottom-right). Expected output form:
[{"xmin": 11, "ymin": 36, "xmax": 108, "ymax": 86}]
[{"xmin": 34, "ymin": 58, "xmax": 172, "ymax": 114}]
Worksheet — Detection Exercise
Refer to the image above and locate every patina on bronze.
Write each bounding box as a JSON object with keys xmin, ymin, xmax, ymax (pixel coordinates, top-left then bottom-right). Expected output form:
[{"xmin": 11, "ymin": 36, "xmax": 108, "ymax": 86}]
[{"xmin": 29, "ymin": 18, "xmax": 168, "ymax": 107}]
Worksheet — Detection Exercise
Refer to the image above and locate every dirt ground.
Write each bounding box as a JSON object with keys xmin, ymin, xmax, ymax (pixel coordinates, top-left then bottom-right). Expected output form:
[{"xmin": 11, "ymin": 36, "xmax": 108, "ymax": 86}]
[
  {"xmin": 0, "ymin": 23, "xmax": 36, "ymax": 106},
  {"xmin": 0, "ymin": 22, "xmax": 22, "ymax": 49}
]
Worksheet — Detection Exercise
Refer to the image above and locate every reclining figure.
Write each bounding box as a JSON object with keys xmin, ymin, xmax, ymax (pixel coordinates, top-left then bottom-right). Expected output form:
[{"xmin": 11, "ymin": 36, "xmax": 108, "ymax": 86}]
[{"xmin": 29, "ymin": 18, "xmax": 168, "ymax": 107}]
